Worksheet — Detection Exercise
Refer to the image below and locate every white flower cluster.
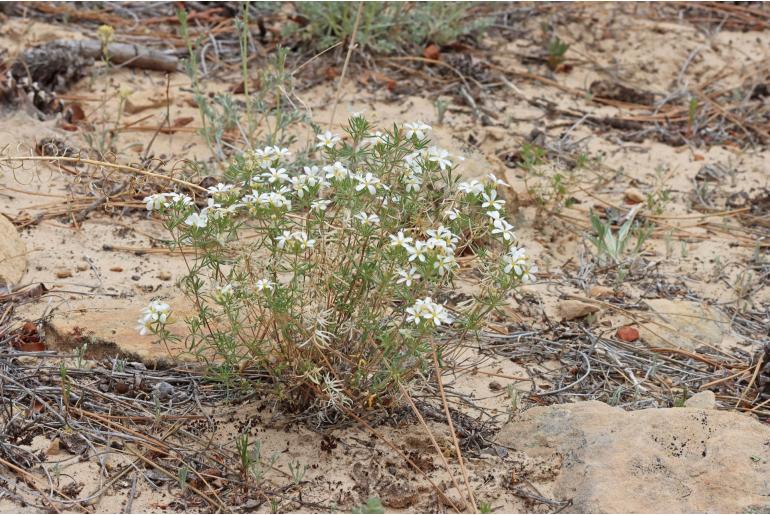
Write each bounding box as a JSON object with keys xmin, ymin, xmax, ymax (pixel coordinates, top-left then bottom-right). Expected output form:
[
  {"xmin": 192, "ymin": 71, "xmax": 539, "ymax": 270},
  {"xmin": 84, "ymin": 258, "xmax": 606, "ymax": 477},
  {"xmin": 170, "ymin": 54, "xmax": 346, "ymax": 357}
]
[
  {"xmin": 136, "ymin": 300, "xmax": 171, "ymax": 336},
  {"xmin": 406, "ymin": 297, "xmax": 453, "ymax": 326},
  {"xmin": 276, "ymin": 230, "xmax": 315, "ymax": 250},
  {"xmin": 243, "ymin": 145, "xmax": 291, "ymax": 170},
  {"xmin": 502, "ymin": 246, "xmax": 538, "ymax": 283},
  {"xmin": 390, "ymin": 225, "xmax": 459, "ymax": 277}
]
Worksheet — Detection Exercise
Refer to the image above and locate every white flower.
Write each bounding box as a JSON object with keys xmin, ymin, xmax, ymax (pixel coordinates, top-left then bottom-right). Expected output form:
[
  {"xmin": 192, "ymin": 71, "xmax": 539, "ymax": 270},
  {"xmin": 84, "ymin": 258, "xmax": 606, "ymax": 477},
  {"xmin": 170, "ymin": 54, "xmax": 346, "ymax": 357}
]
[
  {"xmin": 136, "ymin": 317, "xmax": 153, "ymax": 336},
  {"xmin": 215, "ymin": 284, "xmax": 234, "ymax": 302},
  {"xmin": 485, "ymin": 173, "xmax": 509, "ymax": 187},
  {"xmin": 303, "ymin": 166, "xmax": 324, "ymax": 187},
  {"xmin": 289, "ymin": 175, "xmax": 309, "ymax": 198},
  {"xmin": 482, "ymin": 190, "xmax": 505, "ymax": 211},
  {"xmin": 294, "ymin": 231, "xmax": 316, "ymax": 250},
  {"xmin": 207, "ymin": 183, "xmax": 235, "ymax": 195},
  {"xmin": 263, "ymin": 167, "xmax": 289, "ymax": 184},
  {"xmin": 389, "ymin": 230, "xmax": 413, "ymax": 248},
  {"xmin": 311, "ymin": 199, "xmax": 332, "ymax": 212},
  {"xmin": 255, "ymin": 278, "xmax": 274, "ymax": 292},
  {"xmin": 144, "ymin": 193, "xmax": 168, "ymax": 211},
  {"xmin": 276, "ymin": 230, "xmax": 293, "ymax": 249},
  {"xmin": 521, "ymin": 263, "xmax": 538, "ymax": 284},
  {"xmin": 444, "ymin": 208, "xmax": 460, "ymax": 221},
  {"xmin": 362, "ymin": 131, "xmax": 387, "ymax": 147},
  {"xmin": 184, "ymin": 212, "xmax": 208, "ymax": 228},
  {"xmin": 491, "ymin": 218, "xmax": 516, "ymax": 241},
  {"xmin": 354, "ymin": 212, "xmax": 380, "ymax": 225},
  {"xmin": 406, "ymin": 297, "xmax": 452, "ymax": 326},
  {"xmin": 137, "ymin": 300, "xmax": 172, "ymax": 335},
  {"xmin": 167, "ymin": 192, "xmax": 193, "ymax": 207},
  {"xmin": 272, "ymin": 146, "xmax": 291, "ymax": 159},
  {"xmin": 403, "ymin": 121, "xmax": 431, "ymax": 140},
  {"xmin": 457, "ymin": 180, "xmax": 484, "ymax": 195},
  {"xmin": 503, "ymin": 247, "xmax": 528, "ymax": 275},
  {"xmin": 406, "ymin": 241, "xmax": 428, "ymax": 262},
  {"xmin": 316, "ymin": 131, "xmax": 341, "ymax": 149},
  {"xmin": 404, "ymin": 174, "xmax": 422, "ymax": 193},
  {"xmin": 486, "ymin": 210, "xmax": 501, "ymax": 220},
  {"xmin": 433, "ymin": 254, "xmax": 457, "ymax": 276},
  {"xmin": 428, "ymin": 146, "xmax": 452, "ymax": 171},
  {"xmin": 324, "ymin": 161, "xmax": 349, "ymax": 181},
  {"xmin": 355, "ymin": 172, "xmax": 381, "ymax": 195},
  {"xmin": 396, "ymin": 267, "xmax": 420, "ymax": 287}
]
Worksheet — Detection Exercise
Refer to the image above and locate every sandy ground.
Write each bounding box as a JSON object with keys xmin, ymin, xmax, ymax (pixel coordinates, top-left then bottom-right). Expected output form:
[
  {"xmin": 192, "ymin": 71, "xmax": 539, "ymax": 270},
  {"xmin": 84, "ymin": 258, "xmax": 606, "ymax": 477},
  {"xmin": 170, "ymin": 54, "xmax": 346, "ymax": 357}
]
[{"xmin": 1, "ymin": 3, "xmax": 769, "ymax": 513}]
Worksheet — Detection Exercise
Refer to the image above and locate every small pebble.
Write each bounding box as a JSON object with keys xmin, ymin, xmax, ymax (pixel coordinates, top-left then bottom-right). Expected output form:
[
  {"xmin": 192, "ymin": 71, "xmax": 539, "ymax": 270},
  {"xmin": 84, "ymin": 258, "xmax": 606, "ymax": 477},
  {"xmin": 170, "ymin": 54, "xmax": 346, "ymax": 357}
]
[
  {"xmin": 158, "ymin": 271, "xmax": 172, "ymax": 281},
  {"xmin": 624, "ymin": 187, "xmax": 645, "ymax": 204},
  {"xmin": 55, "ymin": 269, "xmax": 72, "ymax": 279},
  {"xmin": 616, "ymin": 325, "xmax": 640, "ymax": 342},
  {"xmin": 110, "ymin": 266, "xmax": 123, "ymax": 272}
]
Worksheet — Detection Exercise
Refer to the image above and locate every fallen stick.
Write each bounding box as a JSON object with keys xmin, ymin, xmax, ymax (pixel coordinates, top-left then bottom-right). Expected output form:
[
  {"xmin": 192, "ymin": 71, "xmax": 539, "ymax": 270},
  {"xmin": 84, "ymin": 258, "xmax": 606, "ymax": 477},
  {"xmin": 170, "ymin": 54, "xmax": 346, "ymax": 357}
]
[{"xmin": 15, "ymin": 39, "xmax": 178, "ymax": 78}]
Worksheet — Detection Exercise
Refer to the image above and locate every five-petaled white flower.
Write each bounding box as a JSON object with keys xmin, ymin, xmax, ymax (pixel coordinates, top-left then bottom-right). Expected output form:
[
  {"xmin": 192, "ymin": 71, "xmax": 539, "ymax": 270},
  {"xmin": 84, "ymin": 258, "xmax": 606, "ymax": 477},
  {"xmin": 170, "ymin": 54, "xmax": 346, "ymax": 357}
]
[
  {"xmin": 184, "ymin": 212, "xmax": 208, "ymax": 228},
  {"xmin": 404, "ymin": 174, "xmax": 422, "ymax": 193},
  {"xmin": 428, "ymin": 147, "xmax": 452, "ymax": 171},
  {"xmin": 433, "ymin": 254, "xmax": 457, "ymax": 276},
  {"xmin": 324, "ymin": 161, "xmax": 349, "ymax": 181},
  {"xmin": 389, "ymin": 230, "xmax": 413, "ymax": 248},
  {"xmin": 503, "ymin": 247, "xmax": 528, "ymax": 275},
  {"xmin": 144, "ymin": 193, "xmax": 168, "ymax": 211},
  {"xmin": 354, "ymin": 212, "xmax": 380, "ymax": 225},
  {"xmin": 482, "ymin": 190, "xmax": 505, "ymax": 211},
  {"xmin": 316, "ymin": 131, "xmax": 341, "ymax": 149},
  {"xmin": 294, "ymin": 231, "xmax": 316, "ymax": 250},
  {"xmin": 406, "ymin": 241, "xmax": 428, "ymax": 262},
  {"xmin": 457, "ymin": 180, "xmax": 484, "ymax": 195},
  {"xmin": 311, "ymin": 199, "xmax": 331, "ymax": 212},
  {"xmin": 289, "ymin": 175, "xmax": 309, "ymax": 198},
  {"xmin": 406, "ymin": 297, "xmax": 452, "ymax": 326},
  {"xmin": 403, "ymin": 121, "xmax": 432, "ymax": 140},
  {"xmin": 276, "ymin": 230, "xmax": 293, "ymax": 249},
  {"xmin": 255, "ymin": 278, "xmax": 274, "ymax": 292},
  {"xmin": 355, "ymin": 172, "xmax": 381, "ymax": 195},
  {"xmin": 491, "ymin": 218, "xmax": 516, "ymax": 241},
  {"xmin": 263, "ymin": 167, "xmax": 289, "ymax": 184},
  {"xmin": 396, "ymin": 267, "xmax": 421, "ymax": 287},
  {"xmin": 520, "ymin": 263, "xmax": 538, "ymax": 284}
]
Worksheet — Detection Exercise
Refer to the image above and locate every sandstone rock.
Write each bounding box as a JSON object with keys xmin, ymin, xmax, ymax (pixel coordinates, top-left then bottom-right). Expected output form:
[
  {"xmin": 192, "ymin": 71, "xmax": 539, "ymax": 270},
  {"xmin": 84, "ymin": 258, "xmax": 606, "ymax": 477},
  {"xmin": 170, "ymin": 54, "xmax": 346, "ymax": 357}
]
[
  {"xmin": 641, "ymin": 299, "xmax": 732, "ymax": 352},
  {"xmin": 558, "ymin": 299, "xmax": 599, "ymax": 321},
  {"xmin": 498, "ymin": 401, "xmax": 770, "ymax": 513},
  {"xmin": 42, "ymin": 295, "xmax": 194, "ymax": 365},
  {"xmin": 624, "ymin": 187, "xmax": 645, "ymax": 203},
  {"xmin": 588, "ymin": 285, "xmax": 614, "ymax": 298},
  {"xmin": 684, "ymin": 390, "xmax": 716, "ymax": 409},
  {"xmin": 0, "ymin": 214, "xmax": 26, "ymax": 287}
]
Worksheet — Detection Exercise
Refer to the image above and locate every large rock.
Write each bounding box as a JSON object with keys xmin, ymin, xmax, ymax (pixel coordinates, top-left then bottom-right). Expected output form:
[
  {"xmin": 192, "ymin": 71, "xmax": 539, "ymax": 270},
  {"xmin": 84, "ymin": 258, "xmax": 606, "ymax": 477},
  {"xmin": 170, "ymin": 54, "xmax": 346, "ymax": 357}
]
[
  {"xmin": 0, "ymin": 214, "xmax": 26, "ymax": 287},
  {"xmin": 498, "ymin": 401, "xmax": 770, "ymax": 513},
  {"xmin": 640, "ymin": 299, "xmax": 733, "ymax": 352}
]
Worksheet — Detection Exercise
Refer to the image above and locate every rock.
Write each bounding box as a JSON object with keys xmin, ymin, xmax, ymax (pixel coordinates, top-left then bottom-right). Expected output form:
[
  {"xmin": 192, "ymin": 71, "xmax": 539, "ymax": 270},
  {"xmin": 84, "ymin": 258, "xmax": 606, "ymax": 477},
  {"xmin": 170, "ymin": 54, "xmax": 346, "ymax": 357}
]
[
  {"xmin": 684, "ymin": 390, "xmax": 716, "ymax": 409},
  {"xmin": 55, "ymin": 269, "xmax": 72, "ymax": 279},
  {"xmin": 42, "ymin": 295, "xmax": 193, "ymax": 365},
  {"xmin": 624, "ymin": 187, "xmax": 645, "ymax": 204},
  {"xmin": 588, "ymin": 285, "xmax": 614, "ymax": 298},
  {"xmin": 616, "ymin": 325, "xmax": 640, "ymax": 342},
  {"xmin": 558, "ymin": 300, "xmax": 599, "ymax": 321},
  {"xmin": 640, "ymin": 299, "xmax": 732, "ymax": 352},
  {"xmin": 497, "ymin": 401, "xmax": 770, "ymax": 513},
  {"xmin": 0, "ymin": 214, "xmax": 26, "ymax": 287},
  {"xmin": 158, "ymin": 271, "xmax": 172, "ymax": 281}
]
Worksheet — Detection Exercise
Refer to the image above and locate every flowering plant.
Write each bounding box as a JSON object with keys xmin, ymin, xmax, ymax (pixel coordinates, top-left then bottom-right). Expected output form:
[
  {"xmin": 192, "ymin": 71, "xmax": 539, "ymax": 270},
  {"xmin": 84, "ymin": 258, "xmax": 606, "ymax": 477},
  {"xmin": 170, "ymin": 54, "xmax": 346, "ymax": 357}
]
[{"xmin": 141, "ymin": 116, "xmax": 535, "ymax": 420}]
